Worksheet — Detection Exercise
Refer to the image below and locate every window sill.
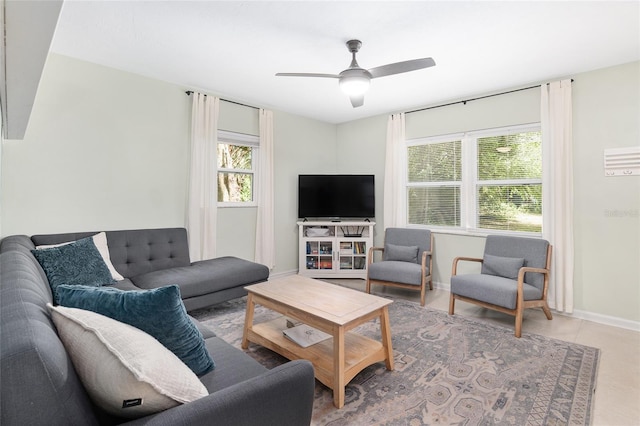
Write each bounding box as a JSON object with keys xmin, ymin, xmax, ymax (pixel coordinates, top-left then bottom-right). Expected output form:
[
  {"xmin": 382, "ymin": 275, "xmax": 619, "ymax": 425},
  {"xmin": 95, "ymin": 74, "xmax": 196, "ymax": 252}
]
[
  {"xmin": 405, "ymin": 225, "xmax": 542, "ymax": 239},
  {"xmin": 218, "ymin": 203, "xmax": 258, "ymax": 208}
]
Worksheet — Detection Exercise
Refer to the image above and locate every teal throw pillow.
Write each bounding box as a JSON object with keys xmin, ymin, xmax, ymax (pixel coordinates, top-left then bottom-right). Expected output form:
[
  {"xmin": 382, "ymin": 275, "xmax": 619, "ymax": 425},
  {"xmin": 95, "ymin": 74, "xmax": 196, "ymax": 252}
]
[
  {"xmin": 481, "ymin": 254, "xmax": 525, "ymax": 280},
  {"xmin": 55, "ymin": 284, "xmax": 214, "ymax": 376},
  {"xmin": 32, "ymin": 236, "xmax": 115, "ymax": 303}
]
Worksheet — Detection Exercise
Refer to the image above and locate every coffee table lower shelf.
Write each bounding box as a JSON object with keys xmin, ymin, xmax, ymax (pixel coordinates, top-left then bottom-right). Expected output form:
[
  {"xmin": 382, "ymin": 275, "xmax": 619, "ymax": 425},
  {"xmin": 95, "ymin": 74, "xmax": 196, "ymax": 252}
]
[{"xmin": 246, "ymin": 317, "xmax": 388, "ymax": 392}]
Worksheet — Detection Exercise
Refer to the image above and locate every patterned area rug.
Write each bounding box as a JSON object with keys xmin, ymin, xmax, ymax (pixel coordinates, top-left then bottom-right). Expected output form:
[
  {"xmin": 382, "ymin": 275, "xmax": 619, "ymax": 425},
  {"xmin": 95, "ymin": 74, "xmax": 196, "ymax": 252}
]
[{"xmin": 192, "ymin": 297, "xmax": 599, "ymax": 425}]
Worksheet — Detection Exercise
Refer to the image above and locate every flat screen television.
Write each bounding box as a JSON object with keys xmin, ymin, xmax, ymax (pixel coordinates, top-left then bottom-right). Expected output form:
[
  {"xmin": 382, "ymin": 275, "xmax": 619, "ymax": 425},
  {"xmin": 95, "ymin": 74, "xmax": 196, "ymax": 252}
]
[{"xmin": 298, "ymin": 174, "xmax": 375, "ymax": 219}]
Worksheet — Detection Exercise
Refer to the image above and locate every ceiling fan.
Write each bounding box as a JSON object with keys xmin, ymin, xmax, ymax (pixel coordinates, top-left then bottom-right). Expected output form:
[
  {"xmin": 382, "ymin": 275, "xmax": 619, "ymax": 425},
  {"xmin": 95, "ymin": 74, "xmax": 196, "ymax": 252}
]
[{"xmin": 276, "ymin": 40, "xmax": 435, "ymax": 108}]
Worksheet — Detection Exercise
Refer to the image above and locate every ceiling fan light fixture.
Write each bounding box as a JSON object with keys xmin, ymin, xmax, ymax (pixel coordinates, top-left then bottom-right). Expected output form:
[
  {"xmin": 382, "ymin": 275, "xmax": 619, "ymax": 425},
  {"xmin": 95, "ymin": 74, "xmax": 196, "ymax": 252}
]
[
  {"xmin": 339, "ymin": 70, "xmax": 371, "ymax": 96},
  {"xmin": 276, "ymin": 39, "xmax": 435, "ymax": 108}
]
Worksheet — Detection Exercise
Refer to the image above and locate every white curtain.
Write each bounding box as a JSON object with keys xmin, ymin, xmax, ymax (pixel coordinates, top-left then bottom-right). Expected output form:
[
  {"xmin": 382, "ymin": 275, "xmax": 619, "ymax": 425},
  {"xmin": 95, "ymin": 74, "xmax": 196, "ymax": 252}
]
[
  {"xmin": 255, "ymin": 109, "xmax": 275, "ymax": 269},
  {"xmin": 541, "ymin": 79, "xmax": 574, "ymax": 313},
  {"xmin": 383, "ymin": 113, "xmax": 407, "ymax": 229},
  {"xmin": 187, "ymin": 93, "xmax": 219, "ymax": 261}
]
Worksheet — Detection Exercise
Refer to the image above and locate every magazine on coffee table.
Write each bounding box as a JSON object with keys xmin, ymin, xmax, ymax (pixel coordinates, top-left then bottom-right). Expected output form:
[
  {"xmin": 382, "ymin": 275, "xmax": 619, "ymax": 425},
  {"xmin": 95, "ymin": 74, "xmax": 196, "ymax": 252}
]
[{"xmin": 283, "ymin": 324, "xmax": 331, "ymax": 348}]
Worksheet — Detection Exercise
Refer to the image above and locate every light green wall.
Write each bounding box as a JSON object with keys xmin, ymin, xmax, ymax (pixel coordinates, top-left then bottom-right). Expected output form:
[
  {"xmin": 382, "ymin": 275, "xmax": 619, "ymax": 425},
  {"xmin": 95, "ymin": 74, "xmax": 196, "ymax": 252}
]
[
  {"xmin": 405, "ymin": 88, "xmax": 540, "ymax": 139},
  {"xmin": 273, "ymin": 111, "xmax": 338, "ymax": 273},
  {"xmin": 572, "ymin": 61, "xmax": 639, "ymax": 322},
  {"xmin": 336, "ymin": 116, "xmax": 387, "ymax": 242},
  {"xmin": 1, "ymin": 53, "xmax": 191, "ymax": 234},
  {"xmin": 218, "ymin": 100, "xmax": 259, "ymax": 135}
]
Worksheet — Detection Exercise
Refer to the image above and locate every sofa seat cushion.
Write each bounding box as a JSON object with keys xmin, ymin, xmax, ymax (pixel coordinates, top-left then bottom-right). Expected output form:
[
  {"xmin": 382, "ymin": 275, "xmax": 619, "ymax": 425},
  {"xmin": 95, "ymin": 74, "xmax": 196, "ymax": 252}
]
[
  {"xmin": 369, "ymin": 261, "xmax": 426, "ymax": 286},
  {"xmin": 55, "ymin": 285, "xmax": 214, "ymax": 376},
  {"xmin": 48, "ymin": 304, "xmax": 208, "ymax": 419},
  {"xmin": 198, "ymin": 337, "xmax": 268, "ymax": 393},
  {"xmin": 130, "ymin": 256, "xmax": 269, "ymax": 299},
  {"xmin": 112, "ymin": 278, "xmax": 142, "ymax": 291},
  {"xmin": 450, "ymin": 274, "xmax": 543, "ymax": 310}
]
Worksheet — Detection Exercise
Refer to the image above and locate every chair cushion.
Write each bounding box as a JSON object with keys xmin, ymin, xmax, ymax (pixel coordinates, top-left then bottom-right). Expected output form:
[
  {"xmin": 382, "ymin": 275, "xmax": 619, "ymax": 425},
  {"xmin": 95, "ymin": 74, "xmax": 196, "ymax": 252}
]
[
  {"xmin": 481, "ymin": 254, "xmax": 525, "ymax": 280},
  {"xmin": 368, "ymin": 261, "xmax": 426, "ymax": 286},
  {"xmin": 55, "ymin": 284, "xmax": 214, "ymax": 376},
  {"xmin": 383, "ymin": 244, "xmax": 419, "ymax": 263},
  {"xmin": 483, "ymin": 235, "xmax": 549, "ymax": 289},
  {"xmin": 384, "ymin": 228, "xmax": 431, "ymax": 265},
  {"xmin": 451, "ymin": 274, "xmax": 543, "ymax": 310},
  {"xmin": 47, "ymin": 304, "xmax": 208, "ymax": 419}
]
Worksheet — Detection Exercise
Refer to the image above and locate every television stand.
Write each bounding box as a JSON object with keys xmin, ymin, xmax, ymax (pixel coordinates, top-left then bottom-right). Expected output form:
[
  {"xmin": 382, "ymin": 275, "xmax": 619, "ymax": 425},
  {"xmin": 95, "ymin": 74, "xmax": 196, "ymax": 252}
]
[{"xmin": 298, "ymin": 221, "xmax": 375, "ymax": 279}]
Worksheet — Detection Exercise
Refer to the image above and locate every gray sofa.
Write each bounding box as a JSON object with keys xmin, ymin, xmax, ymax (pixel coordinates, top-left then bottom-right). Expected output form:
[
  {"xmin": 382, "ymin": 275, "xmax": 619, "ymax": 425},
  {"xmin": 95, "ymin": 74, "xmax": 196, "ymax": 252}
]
[
  {"xmin": 30, "ymin": 227, "xmax": 270, "ymax": 311},
  {"xmin": 0, "ymin": 229, "xmax": 315, "ymax": 425}
]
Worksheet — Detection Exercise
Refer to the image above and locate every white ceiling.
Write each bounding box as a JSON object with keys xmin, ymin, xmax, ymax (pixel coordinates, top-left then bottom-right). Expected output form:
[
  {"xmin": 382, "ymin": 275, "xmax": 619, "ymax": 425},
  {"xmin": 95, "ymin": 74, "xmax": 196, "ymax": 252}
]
[{"xmin": 50, "ymin": 1, "xmax": 640, "ymax": 124}]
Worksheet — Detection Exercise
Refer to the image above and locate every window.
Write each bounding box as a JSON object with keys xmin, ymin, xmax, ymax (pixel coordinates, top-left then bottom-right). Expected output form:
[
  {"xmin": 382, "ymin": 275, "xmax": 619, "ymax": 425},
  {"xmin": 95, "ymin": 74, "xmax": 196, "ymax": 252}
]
[
  {"xmin": 406, "ymin": 124, "xmax": 542, "ymax": 234},
  {"xmin": 217, "ymin": 130, "xmax": 259, "ymax": 206},
  {"xmin": 407, "ymin": 137, "xmax": 462, "ymax": 227}
]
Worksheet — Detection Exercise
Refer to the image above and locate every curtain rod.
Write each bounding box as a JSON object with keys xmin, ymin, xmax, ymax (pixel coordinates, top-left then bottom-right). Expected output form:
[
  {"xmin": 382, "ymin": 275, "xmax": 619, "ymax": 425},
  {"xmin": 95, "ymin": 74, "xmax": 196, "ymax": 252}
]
[
  {"xmin": 185, "ymin": 91, "xmax": 259, "ymax": 110},
  {"xmin": 406, "ymin": 79, "xmax": 574, "ymax": 114}
]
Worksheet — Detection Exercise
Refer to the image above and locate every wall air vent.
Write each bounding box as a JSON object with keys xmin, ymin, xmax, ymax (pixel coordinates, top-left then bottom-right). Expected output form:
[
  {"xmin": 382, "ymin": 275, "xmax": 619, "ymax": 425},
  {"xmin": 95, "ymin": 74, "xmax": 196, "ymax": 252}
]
[{"xmin": 604, "ymin": 147, "xmax": 640, "ymax": 176}]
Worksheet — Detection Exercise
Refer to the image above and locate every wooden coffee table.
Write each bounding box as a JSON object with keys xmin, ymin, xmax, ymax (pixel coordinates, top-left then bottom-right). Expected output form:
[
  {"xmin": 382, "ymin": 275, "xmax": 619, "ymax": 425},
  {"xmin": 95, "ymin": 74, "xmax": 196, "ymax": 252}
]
[{"xmin": 241, "ymin": 275, "xmax": 394, "ymax": 408}]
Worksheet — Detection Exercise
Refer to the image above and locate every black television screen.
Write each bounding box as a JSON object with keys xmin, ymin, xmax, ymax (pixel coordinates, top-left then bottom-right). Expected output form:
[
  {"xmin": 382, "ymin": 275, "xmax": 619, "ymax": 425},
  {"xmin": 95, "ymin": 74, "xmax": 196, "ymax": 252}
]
[{"xmin": 298, "ymin": 174, "xmax": 375, "ymax": 219}]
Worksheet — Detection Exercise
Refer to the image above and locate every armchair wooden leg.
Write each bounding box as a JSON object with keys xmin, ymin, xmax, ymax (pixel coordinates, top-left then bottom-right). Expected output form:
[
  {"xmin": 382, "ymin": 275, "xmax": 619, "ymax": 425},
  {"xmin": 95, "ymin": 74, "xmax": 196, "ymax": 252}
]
[
  {"xmin": 541, "ymin": 304, "xmax": 553, "ymax": 320},
  {"xmin": 514, "ymin": 308, "xmax": 523, "ymax": 338},
  {"xmin": 420, "ymin": 285, "xmax": 426, "ymax": 306},
  {"xmin": 448, "ymin": 294, "xmax": 455, "ymax": 315},
  {"xmin": 365, "ymin": 279, "xmax": 371, "ymax": 294}
]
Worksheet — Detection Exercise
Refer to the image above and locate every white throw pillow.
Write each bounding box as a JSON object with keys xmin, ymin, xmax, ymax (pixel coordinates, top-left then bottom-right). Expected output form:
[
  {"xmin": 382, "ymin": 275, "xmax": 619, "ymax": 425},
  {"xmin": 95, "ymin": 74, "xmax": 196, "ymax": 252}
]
[
  {"xmin": 47, "ymin": 304, "xmax": 208, "ymax": 419},
  {"xmin": 37, "ymin": 232, "xmax": 125, "ymax": 281}
]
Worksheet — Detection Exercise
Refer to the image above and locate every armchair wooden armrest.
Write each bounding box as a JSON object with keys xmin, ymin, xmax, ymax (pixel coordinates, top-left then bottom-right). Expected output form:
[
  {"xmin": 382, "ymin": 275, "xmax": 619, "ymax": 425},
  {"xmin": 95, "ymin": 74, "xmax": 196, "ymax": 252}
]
[
  {"xmin": 368, "ymin": 246, "xmax": 384, "ymax": 265},
  {"xmin": 451, "ymin": 256, "xmax": 483, "ymax": 276}
]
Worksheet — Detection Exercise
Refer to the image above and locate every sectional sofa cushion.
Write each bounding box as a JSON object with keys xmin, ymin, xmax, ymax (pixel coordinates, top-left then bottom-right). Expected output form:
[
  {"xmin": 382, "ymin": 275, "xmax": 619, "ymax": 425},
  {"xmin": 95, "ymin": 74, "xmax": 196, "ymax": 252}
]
[
  {"xmin": 31, "ymin": 237, "xmax": 115, "ymax": 302},
  {"xmin": 130, "ymin": 256, "xmax": 269, "ymax": 299},
  {"xmin": 47, "ymin": 304, "xmax": 208, "ymax": 419},
  {"xmin": 55, "ymin": 284, "xmax": 214, "ymax": 376}
]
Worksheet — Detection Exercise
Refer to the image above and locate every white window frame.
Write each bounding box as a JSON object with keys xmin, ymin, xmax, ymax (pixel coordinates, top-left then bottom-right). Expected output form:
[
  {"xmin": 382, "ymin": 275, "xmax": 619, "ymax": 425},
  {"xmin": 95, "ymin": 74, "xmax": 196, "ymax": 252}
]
[
  {"xmin": 217, "ymin": 130, "xmax": 259, "ymax": 208},
  {"xmin": 405, "ymin": 123, "xmax": 542, "ymax": 236},
  {"xmin": 406, "ymin": 133, "xmax": 464, "ymax": 228}
]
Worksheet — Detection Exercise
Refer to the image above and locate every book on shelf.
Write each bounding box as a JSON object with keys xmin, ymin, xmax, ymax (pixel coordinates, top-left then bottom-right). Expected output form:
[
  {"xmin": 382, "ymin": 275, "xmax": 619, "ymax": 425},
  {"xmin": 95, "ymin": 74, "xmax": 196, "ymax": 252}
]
[{"xmin": 282, "ymin": 324, "xmax": 331, "ymax": 348}]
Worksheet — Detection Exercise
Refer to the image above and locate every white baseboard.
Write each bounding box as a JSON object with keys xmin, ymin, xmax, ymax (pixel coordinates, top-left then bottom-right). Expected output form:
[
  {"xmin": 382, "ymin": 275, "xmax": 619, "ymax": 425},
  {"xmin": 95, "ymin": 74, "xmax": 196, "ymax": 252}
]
[
  {"xmin": 268, "ymin": 269, "xmax": 298, "ymax": 280},
  {"xmin": 433, "ymin": 281, "xmax": 640, "ymax": 333},
  {"xmin": 564, "ymin": 309, "xmax": 640, "ymax": 332}
]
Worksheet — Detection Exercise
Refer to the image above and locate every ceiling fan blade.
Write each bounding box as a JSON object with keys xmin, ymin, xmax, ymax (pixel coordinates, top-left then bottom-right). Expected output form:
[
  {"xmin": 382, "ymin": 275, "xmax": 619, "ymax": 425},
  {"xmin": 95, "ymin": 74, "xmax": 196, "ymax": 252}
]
[
  {"xmin": 368, "ymin": 57, "xmax": 436, "ymax": 79},
  {"xmin": 350, "ymin": 94, "xmax": 364, "ymax": 108},
  {"xmin": 275, "ymin": 73, "xmax": 340, "ymax": 78}
]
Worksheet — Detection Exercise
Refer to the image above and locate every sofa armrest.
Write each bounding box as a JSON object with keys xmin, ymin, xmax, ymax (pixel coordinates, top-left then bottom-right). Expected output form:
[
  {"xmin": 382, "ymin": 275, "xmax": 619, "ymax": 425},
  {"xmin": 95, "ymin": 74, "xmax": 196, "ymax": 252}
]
[{"xmin": 123, "ymin": 360, "xmax": 315, "ymax": 426}]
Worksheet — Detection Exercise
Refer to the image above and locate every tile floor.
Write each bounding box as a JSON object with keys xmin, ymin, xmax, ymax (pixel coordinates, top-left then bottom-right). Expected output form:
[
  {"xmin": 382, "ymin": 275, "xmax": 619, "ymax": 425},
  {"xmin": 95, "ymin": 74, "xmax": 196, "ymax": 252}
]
[{"xmin": 328, "ymin": 279, "xmax": 640, "ymax": 426}]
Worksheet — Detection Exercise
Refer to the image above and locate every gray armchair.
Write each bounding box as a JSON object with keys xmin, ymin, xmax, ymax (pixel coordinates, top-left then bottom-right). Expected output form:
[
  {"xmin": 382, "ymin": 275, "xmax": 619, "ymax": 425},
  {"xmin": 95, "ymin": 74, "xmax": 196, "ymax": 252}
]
[
  {"xmin": 449, "ymin": 235, "xmax": 553, "ymax": 337},
  {"xmin": 366, "ymin": 228, "xmax": 433, "ymax": 306}
]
